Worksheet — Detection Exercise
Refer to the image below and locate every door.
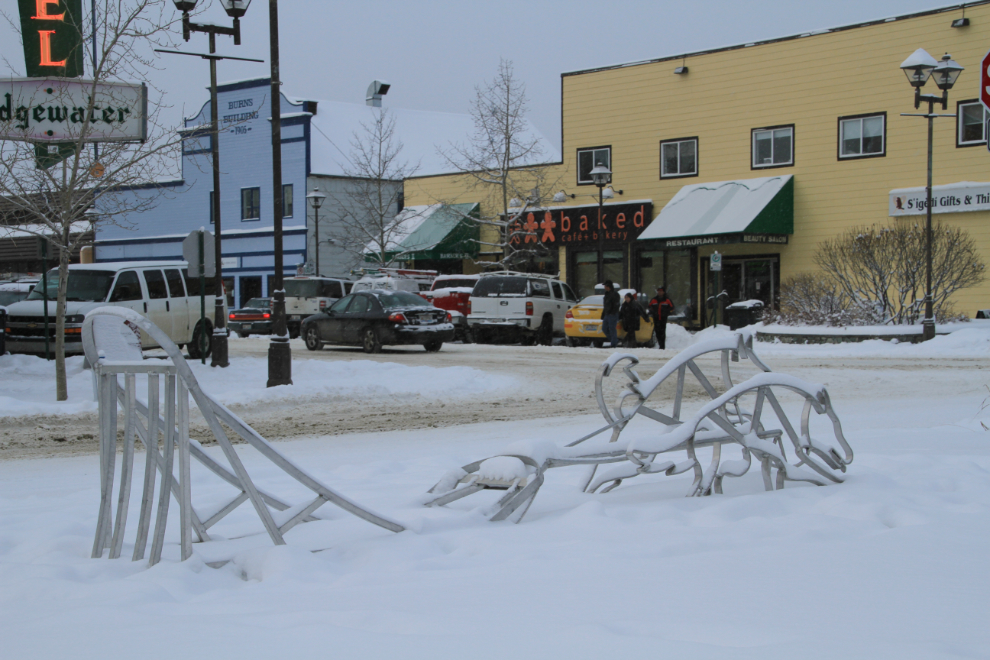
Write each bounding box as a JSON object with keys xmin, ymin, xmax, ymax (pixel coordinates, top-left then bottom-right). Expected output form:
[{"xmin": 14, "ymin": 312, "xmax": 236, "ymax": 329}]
[
  {"xmin": 341, "ymin": 293, "xmax": 372, "ymax": 343},
  {"xmin": 319, "ymin": 294, "xmax": 352, "ymax": 343},
  {"xmin": 164, "ymin": 268, "xmax": 191, "ymax": 343},
  {"xmin": 141, "ymin": 269, "xmax": 173, "ymax": 339},
  {"xmin": 107, "ymin": 271, "xmax": 150, "ymax": 346}
]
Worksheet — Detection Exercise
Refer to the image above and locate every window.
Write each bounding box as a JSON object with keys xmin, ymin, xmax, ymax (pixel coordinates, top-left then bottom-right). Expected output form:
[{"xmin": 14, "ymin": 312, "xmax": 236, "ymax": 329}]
[
  {"xmin": 165, "ymin": 269, "xmax": 186, "ymax": 297},
  {"xmin": 109, "ymin": 271, "xmax": 142, "ymax": 302},
  {"xmin": 838, "ymin": 113, "xmax": 885, "ymax": 159},
  {"xmin": 282, "ymin": 184, "xmax": 293, "ymax": 218},
  {"xmin": 577, "ymin": 146, "xmax": 611, "ymax": 185},
  {"xmin": 142, "ymin": 269, "xmax": 169, "ymax": 299},
  {"xmin": 529, "ymin": 279, "xmax": 550, "ymax": 298},
  {"xmin": 209, "ymin": 191, "xmax": 215, "ymax": 224},
  {"xmin": 660, "ymin": 138, "xmax": 698, "ymax": 178},
  {"xmin": 241, "ymin": 187, "xmax": 260, "ymax": 221},
  {"xmin": 957, "ymin": 100, "xmax": 988, "ymax": 146},
  {"xmin": 346, "ymin": 295, "xmax": 370, "ymax": 313},
  {"xmin": 751, "ymin": 125, "xmax": 793, "ymax": 168}
]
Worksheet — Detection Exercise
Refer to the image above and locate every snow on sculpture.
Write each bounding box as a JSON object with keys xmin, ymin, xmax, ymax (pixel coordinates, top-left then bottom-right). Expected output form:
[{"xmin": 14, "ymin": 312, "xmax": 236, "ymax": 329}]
[
  {"xmin": 83, "ymin": 307, "xmax": 403, "ymax": 566},
  {"xmin": 425, "ymin": 333, "xmax": 854, "ymax": 523}
]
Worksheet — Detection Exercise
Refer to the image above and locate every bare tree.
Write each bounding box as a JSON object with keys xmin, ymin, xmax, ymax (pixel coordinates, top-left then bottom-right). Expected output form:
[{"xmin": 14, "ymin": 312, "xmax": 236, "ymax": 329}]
[
  {"xmin": 0, "ymin": 0, "xmax": 183, "ymax": 400},
  {"xmin": 439, "ymin": 59, "xmax": 559, "ymax": 271},
  {"xmin": 814, "ymin": 222, "xmax": 985, "ymax": 325},
  {"xmin": 326, "ymin": 108, "xmax": 420, "ymax": 268}
]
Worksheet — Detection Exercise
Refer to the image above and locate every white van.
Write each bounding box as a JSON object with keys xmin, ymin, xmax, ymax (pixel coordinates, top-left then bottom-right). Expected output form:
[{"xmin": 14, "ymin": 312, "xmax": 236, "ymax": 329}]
[
  {"xmin": 283, "ymin": 276, "xmax": 353, "ymax": 338},
  {"xmin": 4, "ymin": 262, "xmax": 222, "ymax": 357}
]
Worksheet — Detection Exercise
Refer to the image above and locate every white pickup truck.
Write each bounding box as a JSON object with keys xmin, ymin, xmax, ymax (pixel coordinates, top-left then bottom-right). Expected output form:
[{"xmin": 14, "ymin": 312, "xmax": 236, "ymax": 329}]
[{"xmin": 467, "ymin": 273, "xmax": 579, "ymax": 345}]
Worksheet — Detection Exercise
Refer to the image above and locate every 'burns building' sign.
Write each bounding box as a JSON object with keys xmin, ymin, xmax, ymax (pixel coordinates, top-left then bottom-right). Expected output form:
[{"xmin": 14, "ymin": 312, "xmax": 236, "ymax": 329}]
[{"xmin": 507, "ymin": 201, "xmax": 654, "ymax": 248}]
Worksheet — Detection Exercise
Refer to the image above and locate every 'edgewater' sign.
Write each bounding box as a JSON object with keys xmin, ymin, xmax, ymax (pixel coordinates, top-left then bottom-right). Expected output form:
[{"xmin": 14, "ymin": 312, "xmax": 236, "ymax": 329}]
[
  {"xmin": 0, "ymin": 78, "xmax": 148, "ymax": 142},
  {"xmin": 889, "ymin": 182, "xmax": 990, "ymax": 216}
]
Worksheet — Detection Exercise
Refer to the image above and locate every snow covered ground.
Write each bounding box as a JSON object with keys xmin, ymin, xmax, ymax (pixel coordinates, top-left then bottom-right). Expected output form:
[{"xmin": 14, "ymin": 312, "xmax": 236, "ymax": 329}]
[{"xmin": 1, "ymin": 330, "xmax": 989, "ymax": 658}]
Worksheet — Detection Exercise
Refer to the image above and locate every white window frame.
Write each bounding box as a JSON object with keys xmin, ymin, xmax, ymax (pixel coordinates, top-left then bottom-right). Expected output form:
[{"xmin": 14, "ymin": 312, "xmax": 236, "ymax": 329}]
[
  {"xmin": 838, "ymin": 113, "xmax": 886, "ymax": 159},
  {"xmin": 957, "ymin": 100, "xmax": 988, "ymax": 147},
  {"xmin": 660, "ymin": 137, "xmax": 698, "ymax": 178},
  {"xmin": 577, "ymin": 147, "xmax": 611, "ymax": 185},
  {"xmin": 751, "ymin": 126, "xmax": 794, "ymax": 169}
]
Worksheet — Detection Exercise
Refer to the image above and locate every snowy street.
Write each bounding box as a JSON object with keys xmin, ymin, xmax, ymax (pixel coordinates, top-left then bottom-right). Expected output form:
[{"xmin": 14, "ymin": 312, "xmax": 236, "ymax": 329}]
[{"xmin": 1, "ymin": 329, "xmax": 989, "ymax": 658}]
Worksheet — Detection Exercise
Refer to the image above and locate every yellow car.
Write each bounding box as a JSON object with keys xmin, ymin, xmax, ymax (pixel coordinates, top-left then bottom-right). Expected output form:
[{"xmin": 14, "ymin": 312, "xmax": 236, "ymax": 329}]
[{"xmin": 564, "ymin": 291, "xmax": 656, "ymax": 347}]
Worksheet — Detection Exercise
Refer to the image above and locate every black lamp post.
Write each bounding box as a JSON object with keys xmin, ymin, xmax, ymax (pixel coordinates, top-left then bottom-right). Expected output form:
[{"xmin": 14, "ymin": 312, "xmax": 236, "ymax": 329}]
[
  {"xmin": 589, "ymin": 164, "xmax": 612, "ymax": 286},
  {"xmin": 169, "ymin": 0, "xmax": 257, "ymax": 368},
  {"xmin": 266, "ymin": 0, "xmax": 292, "ymax": 387},
  {"xmin": 306, "ymin": 190, "xmax": 326, "ymax": 276},
  {"xmin": 900, "ymin": 49, "xmax": 964, "ymax": 341}
]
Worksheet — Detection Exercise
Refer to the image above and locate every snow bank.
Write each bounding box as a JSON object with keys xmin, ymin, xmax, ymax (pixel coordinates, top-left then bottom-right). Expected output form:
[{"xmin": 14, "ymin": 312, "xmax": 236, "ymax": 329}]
[{"xmin": 0, "ymin": 354, "xmax": 97, "ymax": 417}]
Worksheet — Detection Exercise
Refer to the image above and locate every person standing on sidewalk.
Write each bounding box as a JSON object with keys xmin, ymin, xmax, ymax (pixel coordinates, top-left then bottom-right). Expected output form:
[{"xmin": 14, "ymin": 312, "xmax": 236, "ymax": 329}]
[
  {"xmin": 602, "ymin": 280, "xmax": 621, "ymax": 348},
  {"xmin": 648, "ymin": 285, "xmax": 675, "ymax": 349}
]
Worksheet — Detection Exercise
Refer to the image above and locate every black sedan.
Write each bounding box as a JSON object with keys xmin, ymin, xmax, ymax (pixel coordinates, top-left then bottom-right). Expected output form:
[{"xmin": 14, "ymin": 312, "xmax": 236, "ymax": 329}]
[
  {"xmin": 228, "ymin": 297, "xmax": 273, "ymax": 338},
  {"xmin": 301, "ymin": 290, "xmax": 455, "ymax": 353}
]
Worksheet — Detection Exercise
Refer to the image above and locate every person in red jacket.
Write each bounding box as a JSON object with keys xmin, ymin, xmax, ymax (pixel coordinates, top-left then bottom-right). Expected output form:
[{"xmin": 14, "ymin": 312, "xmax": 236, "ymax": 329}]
[{"xmin": 648, "ymin": 285, "xmax": 675, "ymax": 349}]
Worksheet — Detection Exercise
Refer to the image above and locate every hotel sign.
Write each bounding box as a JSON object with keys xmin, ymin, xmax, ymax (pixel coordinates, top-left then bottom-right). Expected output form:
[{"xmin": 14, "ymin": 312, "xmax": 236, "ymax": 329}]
[
  {"xmin": 18, "ymin": 0, "xmax": 84, "ymax": 78},
  {"xmin": 507, "ymin": 201, "xmax": 653, "ymax": 248},
  {"xmin": 0, "ymin": 78, "xmax": 148, "ymax": 142},
  {"xmin": 889, "ymin": 182, "xmax": 990, "ymax": 216}
]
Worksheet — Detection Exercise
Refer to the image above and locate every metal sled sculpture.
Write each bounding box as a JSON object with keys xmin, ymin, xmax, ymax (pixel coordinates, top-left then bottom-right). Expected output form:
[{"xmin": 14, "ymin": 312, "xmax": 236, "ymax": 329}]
[
  {"xmin": 84, "ymin": 307, "xmax": 402, "ymax": 566},
  {"xmin": 426, "ymin": 333, "xmax": 853, "ymax": 523}
]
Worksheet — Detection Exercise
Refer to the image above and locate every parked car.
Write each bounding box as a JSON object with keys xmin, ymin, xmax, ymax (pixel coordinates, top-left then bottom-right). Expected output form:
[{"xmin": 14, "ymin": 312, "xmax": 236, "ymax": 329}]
[
  {"xmin": 421, "ymin": 274, "xmax": 480, "ymax": 343},
  {"xmin": 564, "ymin": 290, "xmax": 656, "ymax": 347},
  {"xmin": 283, "ymin": 276, "xmax": 352, "ymax": 339},
  {"xmin": 3, "ymin": 262, "xmax": 223, "ymax": 358},
  {"xmin": 301, "ymin": 290, "xmax": 454, "ymax": 353},
  {"xmin": 350, "ymin": 268, "xmax": 436, "ymax": 294},
  {"xmin": 0, "ymin": 281, "xmax": 35, "ymax": 307},
  {"xmin": 227, "ymin": 297, "xmax": 272, "ymax": 337},
  {"xmin": 468, "ymin": 273, "xmax": 579, "ymax": 345}
]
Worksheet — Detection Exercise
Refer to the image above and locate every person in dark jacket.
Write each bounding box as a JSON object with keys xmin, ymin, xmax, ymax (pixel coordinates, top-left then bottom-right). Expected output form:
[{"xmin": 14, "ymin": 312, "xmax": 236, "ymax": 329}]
[
  {"xmin": 601, "ymin": 280, "xmax": 621, "ymax": 348},
  {"xmin": 648, "ymin": 285, "xmax": 676, "ymax": 349},
  {"xmin": 619, "ymin": 292, "xmax": 650, "ymax": 347}
]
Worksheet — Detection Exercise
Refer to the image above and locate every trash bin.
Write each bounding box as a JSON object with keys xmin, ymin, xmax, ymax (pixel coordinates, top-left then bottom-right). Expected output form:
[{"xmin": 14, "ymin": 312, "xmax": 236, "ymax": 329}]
[{"xmin": 723, "ymin": 300, "xmax": 764, "ymax": 330}]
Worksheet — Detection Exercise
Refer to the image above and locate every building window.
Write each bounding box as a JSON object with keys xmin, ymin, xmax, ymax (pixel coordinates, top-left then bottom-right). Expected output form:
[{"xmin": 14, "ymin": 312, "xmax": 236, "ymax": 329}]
[
  {"xmin": 241, "ymin": 187, "xmax": 260, "ymax": 221},
  {"xmin": 751, "ymin": 125, "xmax": 793, "ymax": 169},
  {"xmin": 660, "ymin": 138, "xmax": 698, "ymax": 178},
  {"xmin": 282, "ymin": 184, "xmax": 293, "ymax": 218},
  {"xmin": 209, "ymin": 191, "xmax": 215, "ymax": 224},
  {"xmin": 957, "ymin": 100, "xmax": 988, "ymax": 146},
  {"xmin": 577, "ymin": 146, "xmax": 611, "ymax": 185},
  {"xmin": 838, "ymin": 113, "xmax": 885, "ymax": 159}
]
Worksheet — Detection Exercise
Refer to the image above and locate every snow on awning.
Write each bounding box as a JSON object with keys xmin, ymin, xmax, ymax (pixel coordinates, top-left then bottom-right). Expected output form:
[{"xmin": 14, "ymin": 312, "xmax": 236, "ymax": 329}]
[
  {"xmin": 638, "ymin": 175, "xmax": 793, "ymax": 248},
  {"xmin": 365, "ymin": 203, "xmax": 480, "ymax": 262}
]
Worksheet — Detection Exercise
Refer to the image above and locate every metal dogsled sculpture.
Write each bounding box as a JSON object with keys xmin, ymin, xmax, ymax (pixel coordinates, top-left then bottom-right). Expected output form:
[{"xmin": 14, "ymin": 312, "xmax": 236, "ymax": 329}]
[
  {"xmin": 83, "ymin": 307, "xmax": 403, "ymax": 566},
  {"xmin": 426, "ymin": 333, "xmax": 854, "ymax": 523}
]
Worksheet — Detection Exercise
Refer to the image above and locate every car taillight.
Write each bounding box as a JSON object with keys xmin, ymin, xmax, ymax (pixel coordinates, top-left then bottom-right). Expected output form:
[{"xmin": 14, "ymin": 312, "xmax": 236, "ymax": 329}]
[
  {"xmin": 263, "ymin": 312, "xmax": 270, "ymax": 319},
  {"xmin": 388, "ymin": 312, "xmax": 407, "ymax": 323},
  {"xmin": 525, "ymin": 301, "xmax": 533, "ymax": 316},
  {"xmin": 446, "ymin": 312, "xmax": 452, "ymax": 322},
  {"xmin": 229, "ymin": 313, "xmax": 235, "ymax": 320},
  {"xmin": 565, "ymin": 309, "xmax": 573, "ymax": 319}
]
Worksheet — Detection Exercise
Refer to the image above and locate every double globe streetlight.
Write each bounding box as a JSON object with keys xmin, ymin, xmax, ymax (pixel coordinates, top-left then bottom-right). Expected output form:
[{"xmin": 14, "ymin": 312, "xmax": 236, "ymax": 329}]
[{"xmin": 899, "ymin": 49, "xmax": 964, "ymax": 341}]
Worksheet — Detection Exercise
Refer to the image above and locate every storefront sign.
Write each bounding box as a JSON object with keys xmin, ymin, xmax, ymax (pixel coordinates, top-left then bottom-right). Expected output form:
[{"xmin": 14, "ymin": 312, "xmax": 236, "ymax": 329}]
[
  {"xmin": 0, "ymin": 78, "xmax": 148, "ymax": 142},
  {"xmin": 889, "ymin": 182, "xmax": 990, "ymax": 216},
  {"xmin": 656, "ymin": 233, "xmax": 788, "ymax": 248},
  {"xmin": 507, "ymin": 201, "xmax": 653, "ymax": 248},
  {"xmin": 18, "ymin": 0, "xmax": 84, "ymax": 78}
]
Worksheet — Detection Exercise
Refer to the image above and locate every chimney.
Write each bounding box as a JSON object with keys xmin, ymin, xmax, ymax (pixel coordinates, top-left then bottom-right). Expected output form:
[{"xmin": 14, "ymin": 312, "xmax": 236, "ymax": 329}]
[{"xmin": 366, "ymin": 80, "xmax": 391, "ymax": 107}]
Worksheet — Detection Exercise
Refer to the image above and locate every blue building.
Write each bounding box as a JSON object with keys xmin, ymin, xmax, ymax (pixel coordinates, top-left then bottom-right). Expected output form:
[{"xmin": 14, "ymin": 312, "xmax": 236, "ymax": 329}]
[{"xmin": 93, "ymin": 77, "xmax": 558, "ymax": 307}]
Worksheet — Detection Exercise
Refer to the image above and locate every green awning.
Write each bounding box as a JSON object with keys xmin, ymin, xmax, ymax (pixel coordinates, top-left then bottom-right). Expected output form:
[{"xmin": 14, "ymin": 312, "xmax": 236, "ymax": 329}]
[
  {"xmin": 366, "ymin": 203, "xmax": 480, "ymax": 263},
  {"xmin": 638, "ymin": 175, "xmax": 793, "ymax": 247}
]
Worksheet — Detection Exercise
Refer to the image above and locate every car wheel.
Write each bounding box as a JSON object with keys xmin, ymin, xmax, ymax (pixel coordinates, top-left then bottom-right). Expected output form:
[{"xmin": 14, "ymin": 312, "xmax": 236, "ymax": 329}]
[
  {"xmin": 473, "ymin": 330, "xmax": 490, "ymax": 344},
  {"xmin": 460, "ymin": 328, "xmax": 474, "ymax": 344},
  {"xmin": 187, "ymin": 320, "xmax": 213, "ymax": 359},
  {"xmin": 592, "ymin": 339, "xmax": 604, "ymax": 349},
  {"xmin": 289, "ymin": 327, "xmax": 300, "ymax": 340},
  {"xmin": 424, "ymin": 339, "xmax": 443, "ymax": 352},
  {"xmin": 304, "ymin": 326, "xmax": 323, "ymax": 351},
  {"xmin": 565, "ymin": 335, "xmax": 576, "ymax": 348},
  {"xmin": 537, "ymin": 315, "xmax": 553, "ymax": 346},
  {"xmin": 237, "ymin": 331, "xmax": 250, "ymax": 339},
  {"xmin": 362, "ymin": 327, "xmax": 382, "ymax": 354}
]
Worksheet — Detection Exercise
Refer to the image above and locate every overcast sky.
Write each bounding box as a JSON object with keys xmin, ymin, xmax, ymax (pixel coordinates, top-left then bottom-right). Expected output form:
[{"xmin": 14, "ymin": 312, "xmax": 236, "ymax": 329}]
[{"xmin": 2, "ymin": 0, "xmax": 955, "ymax": 151}]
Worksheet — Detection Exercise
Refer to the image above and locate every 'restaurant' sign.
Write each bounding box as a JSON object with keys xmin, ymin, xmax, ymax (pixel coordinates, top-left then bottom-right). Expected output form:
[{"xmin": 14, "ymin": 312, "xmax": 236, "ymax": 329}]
[
  {"xmin": 889, "ymin": 182, "xmax": 990, "ymax": 216},
  {"xmin": 0, "ymin": 78, "xmax": 148, "ymax": 142},
  {"xmin": 507, "ymin": 201, "xmax": 653, "ymax": 248}
]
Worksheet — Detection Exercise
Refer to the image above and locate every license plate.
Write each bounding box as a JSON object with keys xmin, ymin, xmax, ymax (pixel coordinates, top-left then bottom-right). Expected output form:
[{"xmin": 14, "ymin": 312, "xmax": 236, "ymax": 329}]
[
  {"xmin": 243, "ymin": 324, "xmax": 252, "ymax": 330},
  {"xmin": 588, "ymin": 324, "xmax": 600, "ymax": 333}
]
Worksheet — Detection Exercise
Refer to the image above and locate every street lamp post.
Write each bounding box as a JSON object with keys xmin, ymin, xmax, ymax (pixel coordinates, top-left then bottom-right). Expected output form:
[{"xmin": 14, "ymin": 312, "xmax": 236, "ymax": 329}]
[
  {"xmin": 589, "ymin": 164, "xmax": 612, "ymax": 286},
  {"xmin": 267, "ymin": 0, "xmax": 292, "ymax": 387},
  {"xmin": 168, "ymin": 0, "xmax": 258, "ymax": 367},
  {"xmin": 306, "ymin": 190, "xmax": 327, "ymax": 276},
  {"xmin": 900, "ymin": 49, "xmax": 964, "ymax": 341}
]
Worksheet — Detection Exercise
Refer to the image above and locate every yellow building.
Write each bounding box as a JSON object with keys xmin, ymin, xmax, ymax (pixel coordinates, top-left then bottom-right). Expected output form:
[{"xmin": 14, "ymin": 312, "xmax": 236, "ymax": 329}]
[{"xmin": 405, "ymin": 2, "xmax": 990, "ymax": 325}]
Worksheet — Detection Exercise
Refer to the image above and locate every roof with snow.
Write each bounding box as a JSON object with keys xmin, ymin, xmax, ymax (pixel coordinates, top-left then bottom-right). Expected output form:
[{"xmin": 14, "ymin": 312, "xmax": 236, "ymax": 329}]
[{"xmin": 308, "ymin": 101, "xmax": 559, "ymax": 178}]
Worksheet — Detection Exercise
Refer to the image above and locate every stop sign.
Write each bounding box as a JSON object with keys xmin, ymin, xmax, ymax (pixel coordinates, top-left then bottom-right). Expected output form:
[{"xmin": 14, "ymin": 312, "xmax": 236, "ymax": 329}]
[{"xmin": 982, "ymin": 49, "xmax": 990, "ymax": 112}]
